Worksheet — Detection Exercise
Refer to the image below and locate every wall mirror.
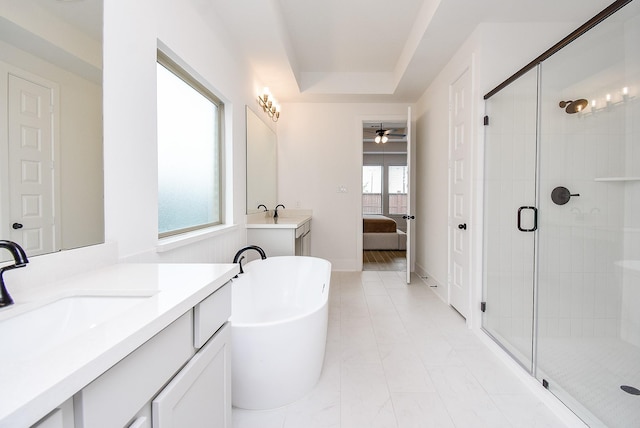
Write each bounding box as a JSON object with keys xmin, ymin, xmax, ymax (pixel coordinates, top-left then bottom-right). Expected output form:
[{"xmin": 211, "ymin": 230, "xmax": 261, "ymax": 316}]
[
  {"xmin": 246, "ymin": 106, "xmax": 277, "ymax": 214},
  {"xmin": 0, "ymin": 0, "xmax": 104, "ymax": 262}
]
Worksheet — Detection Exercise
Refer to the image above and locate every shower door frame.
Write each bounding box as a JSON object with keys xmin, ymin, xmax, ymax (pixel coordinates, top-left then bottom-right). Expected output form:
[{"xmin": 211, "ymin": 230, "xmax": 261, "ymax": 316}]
[{"xmin": 481, "ymin": 64, "xmax": 541, "ymax": 375}]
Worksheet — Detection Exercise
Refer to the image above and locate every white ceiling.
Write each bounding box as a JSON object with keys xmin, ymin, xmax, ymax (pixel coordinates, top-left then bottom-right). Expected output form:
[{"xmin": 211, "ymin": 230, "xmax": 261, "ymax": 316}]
[
  {"xmin": 211, "ymin": 0, "xmax": 614, "ymax": 103},
  {"xmin": 32, "ymin": 0, "xmax": 102, "ymax": 40},
  {"xmin": 18, "ymin": 0, "xmax": 616, "ymax": 103}
]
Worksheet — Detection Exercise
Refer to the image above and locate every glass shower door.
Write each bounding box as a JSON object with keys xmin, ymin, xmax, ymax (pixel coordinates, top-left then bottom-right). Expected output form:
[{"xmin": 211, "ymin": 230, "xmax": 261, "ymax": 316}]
[
  {"xmin": 482, "ymin": 66, "xmax": 539, "ymax": 371},
  {"xmin": 536, "ymin": 2, "xmax": 640, "ymax": 426}
]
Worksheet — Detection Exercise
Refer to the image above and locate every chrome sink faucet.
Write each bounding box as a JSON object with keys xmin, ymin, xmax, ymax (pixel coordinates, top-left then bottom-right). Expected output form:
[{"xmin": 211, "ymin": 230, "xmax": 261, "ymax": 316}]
[{"xmin": 0, "ymin": 240, "xmax": 29, "ymax": 307}]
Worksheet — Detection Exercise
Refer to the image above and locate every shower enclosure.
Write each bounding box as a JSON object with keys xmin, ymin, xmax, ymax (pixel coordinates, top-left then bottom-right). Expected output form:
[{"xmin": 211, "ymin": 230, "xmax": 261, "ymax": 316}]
[{"xmin": 482, "ymin": 1, "xmax": 640, "ymax": 426}]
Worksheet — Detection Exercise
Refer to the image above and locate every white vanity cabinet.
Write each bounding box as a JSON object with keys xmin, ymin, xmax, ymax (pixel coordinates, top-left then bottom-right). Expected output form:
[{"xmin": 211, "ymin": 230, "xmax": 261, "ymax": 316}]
[
  {"xmin": 152, "ymin": 324, "xmax": 230, "ymax": 427},
  {"xmin": 296, "ymin": 221, "xmax": 311, "ymax": 256},
  {"xmin": 246, "ymin": 217, "xmax": 311, "ymax": 257},
  {"xmin": 152, "ymin": 285, "xmax": 232, "ymax": 428},
  {"xmin": 73, "ymin": 282, "xmax": 232, "ymax": 428},
  {"xmin": 31, "ymin": 399, "xmax": 74, "ymax": 428}
]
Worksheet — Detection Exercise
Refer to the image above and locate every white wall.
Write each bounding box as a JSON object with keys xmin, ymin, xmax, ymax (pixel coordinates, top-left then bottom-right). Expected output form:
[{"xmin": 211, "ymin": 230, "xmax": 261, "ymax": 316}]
[
  {"xmin": 276, "ymin": 103, "xmax": 411, "ymax": 270},
  {"xmin": 102, "ymin": 0, "xmax": 260, "ymax": 264}
]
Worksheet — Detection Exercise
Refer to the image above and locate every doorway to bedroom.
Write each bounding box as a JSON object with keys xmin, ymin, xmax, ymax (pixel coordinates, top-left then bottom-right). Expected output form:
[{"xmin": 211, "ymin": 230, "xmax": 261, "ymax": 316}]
[{"xmin": 362, "ymin": 121, "xmax": 408, "ymax": 272}]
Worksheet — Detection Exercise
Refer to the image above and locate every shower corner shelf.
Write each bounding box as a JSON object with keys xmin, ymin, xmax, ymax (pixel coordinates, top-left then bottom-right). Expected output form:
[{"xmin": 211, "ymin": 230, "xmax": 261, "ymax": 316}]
[{"xmin": 593, "ymin": 177, "xmax": 640, "ymax": 182}]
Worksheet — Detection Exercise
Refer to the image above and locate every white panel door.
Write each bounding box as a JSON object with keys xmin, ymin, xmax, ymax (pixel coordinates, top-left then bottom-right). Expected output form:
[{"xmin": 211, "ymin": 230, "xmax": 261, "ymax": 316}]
[
  {"xmin": 8, "ymin": 74, "xmax": 55, "ymax": 256},
  {"xmin": 448, "ymin": 68, "xmax": 472, "ymax": 318}
]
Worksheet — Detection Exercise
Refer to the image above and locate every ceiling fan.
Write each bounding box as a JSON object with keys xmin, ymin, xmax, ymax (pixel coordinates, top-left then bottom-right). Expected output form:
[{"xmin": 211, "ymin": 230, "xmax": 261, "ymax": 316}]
[{"xmin": 367, "ymin": 123, "xmax": 406, "ymax": 144}]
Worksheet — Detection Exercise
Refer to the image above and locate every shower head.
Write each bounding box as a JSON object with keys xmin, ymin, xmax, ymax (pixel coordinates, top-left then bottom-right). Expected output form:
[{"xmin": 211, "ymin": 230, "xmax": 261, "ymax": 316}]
[{"xmin": 559, "ymin": 99, "xmax": 588, "ymax": 114}]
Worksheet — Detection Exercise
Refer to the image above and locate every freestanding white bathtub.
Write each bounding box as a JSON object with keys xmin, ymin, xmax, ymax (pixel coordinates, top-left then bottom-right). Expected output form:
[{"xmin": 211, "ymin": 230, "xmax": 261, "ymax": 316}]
[{"xmin": 230, "ymin": 256, "xmax": 332, "ymax": 410}]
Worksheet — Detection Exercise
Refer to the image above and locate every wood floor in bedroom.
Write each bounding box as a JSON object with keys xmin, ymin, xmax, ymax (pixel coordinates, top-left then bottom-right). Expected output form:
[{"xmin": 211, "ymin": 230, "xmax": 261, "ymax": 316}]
[{"xmin": 363, "ymin": 250, "xmax": 406, "ymax": 271}]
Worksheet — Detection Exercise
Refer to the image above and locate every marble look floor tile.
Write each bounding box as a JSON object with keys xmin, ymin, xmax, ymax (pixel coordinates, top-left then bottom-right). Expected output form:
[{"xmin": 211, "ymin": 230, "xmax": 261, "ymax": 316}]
[
  {"xmin": 428, "ymin": 365, "xmax": 513, "ymax": 427},
  {"xmin": 282, "ymin": 389, "xmax": 340, "ymax": 428},
  {"xmin": 457, "ymin": 347, "xmax": 531, "ymax": 394},
  {"xmin": 362, "ymin": 281, "xmax": 388, "ymax": 295},
  {"xmin": 365, "ymin": 294, "xmax": 399, "ymax": 317},
  {"xmin": 378, "ymin": 343, "xmax": 436, "ymax": 393},
  {"xmin": 391, "ymin": 392, "xmax": 456, "ymax": 428},
  {"xmin": 490, "ymin": 393, "xmax": 567, "ymax": 428},
  {"xmin": 232, "ymin": 408, "xmax": 285, "ymax": 428},
  {"xmin": 341, "ymin": 395, "xmax": 398, "ymax": 428},
  {"xmin": 370, "ymin": 314, "xmax": 412, "ymax": 344},
  {"xmin": 414, "ymin": 336, "xmax": 466, "ymax": 367}
]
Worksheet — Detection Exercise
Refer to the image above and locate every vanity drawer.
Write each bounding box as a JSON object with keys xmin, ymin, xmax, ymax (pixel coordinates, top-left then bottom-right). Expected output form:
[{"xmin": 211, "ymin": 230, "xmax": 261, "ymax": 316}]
[
  {"xmin": 193, "ymin": 282, "xmax": 231, "ymax": 348},
  {"xmin": 74, "ymin": 312, "xmax": 194, "ymax": 428},
  {"xmin": 295, "ymin": 221, "xmax": 310, "ymax": 238}
]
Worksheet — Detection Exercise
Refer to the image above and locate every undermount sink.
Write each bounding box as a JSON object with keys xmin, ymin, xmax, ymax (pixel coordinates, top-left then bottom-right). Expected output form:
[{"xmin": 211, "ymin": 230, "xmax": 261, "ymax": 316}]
[{"xmin": 0, "ymin": 295, "xmax": 149, "ymax": 363}]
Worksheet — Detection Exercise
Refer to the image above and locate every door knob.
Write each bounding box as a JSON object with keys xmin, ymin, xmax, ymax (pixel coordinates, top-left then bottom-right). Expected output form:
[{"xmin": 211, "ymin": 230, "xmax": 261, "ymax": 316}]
[
  {"xmin": 12, "ymin": 223, "xmax": 23, "ymax": 229},
  {"xmin": 458, "ymin": 223, "xmax": 467, "ymax": 230}
]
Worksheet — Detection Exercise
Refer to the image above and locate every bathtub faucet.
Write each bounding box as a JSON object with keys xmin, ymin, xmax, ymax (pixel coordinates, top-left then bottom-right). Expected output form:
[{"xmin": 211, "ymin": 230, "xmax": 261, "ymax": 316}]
[
  {"xmin": 0, "ymin": 240, "xmax": 29, "ymax": 307},
  {"xmin": 232, "ymin": 245, "xmax": 267, "ymax": 275}
]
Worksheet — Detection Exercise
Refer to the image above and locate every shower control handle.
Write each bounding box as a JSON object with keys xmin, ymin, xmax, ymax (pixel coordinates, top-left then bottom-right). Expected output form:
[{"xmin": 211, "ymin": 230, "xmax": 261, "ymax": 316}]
[
  {"xmin": 551, "ymin": 186, "xmax": 580, "ymax": 205},
  {"xmin": 517, "ymin": 206, "xmax": 538, "ymax": 232}
]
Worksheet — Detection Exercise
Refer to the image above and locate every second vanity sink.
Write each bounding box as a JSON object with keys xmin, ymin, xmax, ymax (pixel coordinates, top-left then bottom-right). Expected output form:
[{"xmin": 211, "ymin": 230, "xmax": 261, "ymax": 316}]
[{"xmin": 0, "ymin": 295, "xmax": 149, "ymax": 363}]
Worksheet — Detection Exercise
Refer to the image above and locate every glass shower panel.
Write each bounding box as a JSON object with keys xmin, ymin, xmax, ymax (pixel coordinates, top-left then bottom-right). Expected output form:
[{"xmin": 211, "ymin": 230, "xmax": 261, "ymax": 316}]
[
  {"xmin": 482, "ymin": 67, "xmax": 539, "ymax": 371},
  {"xmin": 536, "ymin": 2, "xmax": 640, "ymax": 426}
]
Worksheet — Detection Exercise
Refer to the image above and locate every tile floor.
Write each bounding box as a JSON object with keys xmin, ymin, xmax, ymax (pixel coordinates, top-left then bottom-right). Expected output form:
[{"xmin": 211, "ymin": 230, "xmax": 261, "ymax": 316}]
[{"xmin": 232, "ymin": 271, "xmax": 569, "ymax": 428}]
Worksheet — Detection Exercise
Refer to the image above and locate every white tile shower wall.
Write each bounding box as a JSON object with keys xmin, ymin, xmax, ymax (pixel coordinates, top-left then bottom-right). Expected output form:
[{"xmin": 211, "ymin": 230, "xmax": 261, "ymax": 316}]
[{"xmin": 537, "ymin": 95, "xmax": 627, "ymax": 341}]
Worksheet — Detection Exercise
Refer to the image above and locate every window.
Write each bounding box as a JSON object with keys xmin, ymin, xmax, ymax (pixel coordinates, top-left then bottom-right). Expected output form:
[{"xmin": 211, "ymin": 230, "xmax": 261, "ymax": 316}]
[
  {"xmin": 362, "ymin": 165, "xmax": 382, "ymax": 214},
  {"xmin": 388, "ymin": 165, "xmax": 408, "ymax": 215},
  {"xmin": 157, "ymin": 52, "xmax": 223, "ymax": 237}
]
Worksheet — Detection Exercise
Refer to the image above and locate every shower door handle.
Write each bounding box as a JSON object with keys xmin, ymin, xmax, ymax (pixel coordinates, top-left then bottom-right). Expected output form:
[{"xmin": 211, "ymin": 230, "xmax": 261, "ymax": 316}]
[{"xmin": 517, "ymin": 206, "xmax": 538, "ymax": 232}]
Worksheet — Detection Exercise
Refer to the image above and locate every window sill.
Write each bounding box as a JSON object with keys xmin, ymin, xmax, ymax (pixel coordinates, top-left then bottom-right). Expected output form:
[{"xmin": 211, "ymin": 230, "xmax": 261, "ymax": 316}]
[{"xmin": 156, "ymin": 223, "xmax": 239, "ymax": 253}]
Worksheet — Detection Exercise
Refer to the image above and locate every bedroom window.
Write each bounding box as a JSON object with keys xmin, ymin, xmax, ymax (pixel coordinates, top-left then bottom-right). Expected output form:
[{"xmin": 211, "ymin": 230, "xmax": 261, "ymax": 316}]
[
  {"xmin": 388, "ymin": 165, "xmax": 408, "ymax": 215},
  {"xmin": 362, "ymin": 165, "xmax": 382, "ymax": 214},
  {"xmin": 157, "ymin": 52, "xmax": 224, "ymax": 237}
]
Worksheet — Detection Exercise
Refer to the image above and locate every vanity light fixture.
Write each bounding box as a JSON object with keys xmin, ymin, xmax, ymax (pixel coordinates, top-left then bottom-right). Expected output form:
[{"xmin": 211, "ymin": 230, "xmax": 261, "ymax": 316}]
[
  {"xmin": 581, "ymin": 86, "xmax": 634, "ymax": 116},
  {"xmin": 258, "ymin": 88, "xmax": 280, "ymax": 122}
]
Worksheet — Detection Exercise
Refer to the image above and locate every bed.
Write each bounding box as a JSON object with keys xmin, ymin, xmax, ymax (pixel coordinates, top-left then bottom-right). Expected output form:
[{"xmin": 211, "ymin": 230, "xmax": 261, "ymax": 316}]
[{"xmin": 363, "ymin": 215, "xmax": 407, "ymax": 250}]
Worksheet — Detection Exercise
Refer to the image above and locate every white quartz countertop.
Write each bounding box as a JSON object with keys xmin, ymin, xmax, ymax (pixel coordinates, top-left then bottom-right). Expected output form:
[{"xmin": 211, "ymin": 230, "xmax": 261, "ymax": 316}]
[
  {"xmin": 245, "ymin": 215, "xmax": 311, "ymax": 229},
  {"xmin": 0, "ymin": 262, "xmax": 238, "ymax": 427}
]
